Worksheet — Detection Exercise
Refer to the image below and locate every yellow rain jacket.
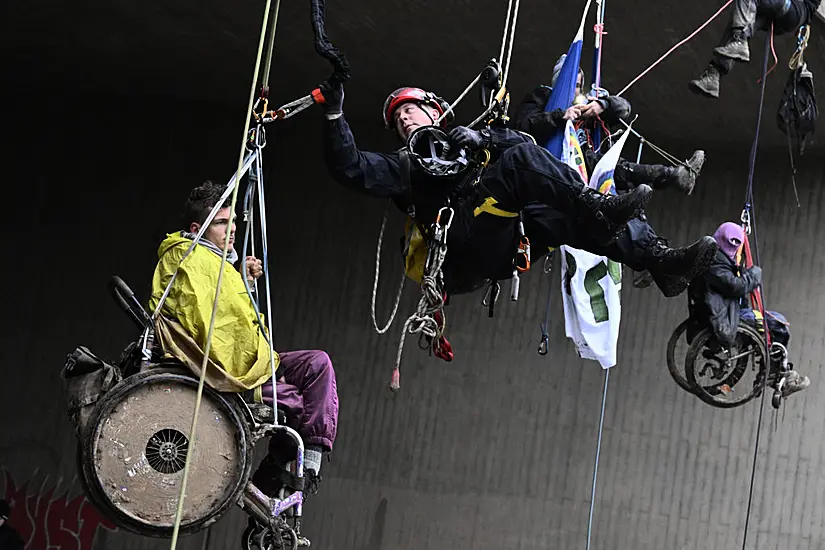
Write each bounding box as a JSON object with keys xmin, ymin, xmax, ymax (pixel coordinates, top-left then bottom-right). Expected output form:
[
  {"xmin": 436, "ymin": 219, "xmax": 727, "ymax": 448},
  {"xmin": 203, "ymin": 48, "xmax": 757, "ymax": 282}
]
[{"xmin": 148, "ymin": 232, "xmax": 278, "ymax": 393}]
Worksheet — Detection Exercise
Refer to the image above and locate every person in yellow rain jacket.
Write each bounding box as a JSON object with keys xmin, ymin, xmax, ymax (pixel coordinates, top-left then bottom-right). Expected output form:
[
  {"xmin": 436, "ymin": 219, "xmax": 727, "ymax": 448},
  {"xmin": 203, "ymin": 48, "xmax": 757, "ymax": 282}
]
[{"xmin": 149, "ymin": 180, "xmax": 338, "ymax": 501}]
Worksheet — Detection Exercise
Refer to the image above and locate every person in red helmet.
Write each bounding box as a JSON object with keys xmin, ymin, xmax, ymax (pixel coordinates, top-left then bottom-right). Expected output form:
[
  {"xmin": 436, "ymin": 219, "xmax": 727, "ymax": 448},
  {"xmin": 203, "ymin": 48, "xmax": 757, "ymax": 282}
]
[{"xmin": 319, "ymin": 81, "xmax": 717, "ymax": 298}]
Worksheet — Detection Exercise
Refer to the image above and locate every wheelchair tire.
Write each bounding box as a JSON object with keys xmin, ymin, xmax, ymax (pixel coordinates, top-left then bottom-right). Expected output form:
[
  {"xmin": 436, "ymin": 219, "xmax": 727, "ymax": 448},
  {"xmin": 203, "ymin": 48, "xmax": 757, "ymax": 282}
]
[
  {"xmin": 80, "ymin": 367, "xmax": 252, "ymax": 537},
  {"xmin": 685, "ymin": 324, "xmax": 767, "ymax": 408}
]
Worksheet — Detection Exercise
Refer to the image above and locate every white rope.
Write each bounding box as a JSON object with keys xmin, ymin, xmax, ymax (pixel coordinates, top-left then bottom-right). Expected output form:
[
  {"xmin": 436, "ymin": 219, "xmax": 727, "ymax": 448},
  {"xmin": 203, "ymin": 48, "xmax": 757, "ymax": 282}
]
[
  {"xmin": 498, "ymin": 0, "xmax": 514, "ymax": 65},
  {"xmin": 436, "ymin": 72, "xmax": 482, "ymax": 125},
  {"xmin": 436, "ymin": 0, "xmax": 521, "ymax": 126},
  {"xmin": 152, "ymin": 151, "xmax": 258, "ymax": 319},
  {"xmin": 370, "ymin": 205, "xmax": 407, "ymax": 334},
  {"xmin": 390, "ymin": 241, "xmax": 448, "ymax": 391},
  {"xmin": 500, "ymin": 0, "xmax": 521, "ymax": 89}
]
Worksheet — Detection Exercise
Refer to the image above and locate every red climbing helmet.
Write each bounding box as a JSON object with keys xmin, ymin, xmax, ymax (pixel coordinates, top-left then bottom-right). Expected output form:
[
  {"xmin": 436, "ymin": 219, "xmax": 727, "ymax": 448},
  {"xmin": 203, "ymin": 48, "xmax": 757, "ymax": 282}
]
[{"xmin": 382, "ymin": 87, "xmax": 453, "ymax": 130}]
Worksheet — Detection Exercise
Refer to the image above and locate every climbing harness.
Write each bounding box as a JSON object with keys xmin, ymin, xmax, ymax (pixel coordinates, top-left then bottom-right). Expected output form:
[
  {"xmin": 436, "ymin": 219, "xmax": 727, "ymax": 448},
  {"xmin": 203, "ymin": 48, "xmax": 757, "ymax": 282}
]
[{"xmin": 370, "ymin": 0, "xmax": 525, "ymax": 392}]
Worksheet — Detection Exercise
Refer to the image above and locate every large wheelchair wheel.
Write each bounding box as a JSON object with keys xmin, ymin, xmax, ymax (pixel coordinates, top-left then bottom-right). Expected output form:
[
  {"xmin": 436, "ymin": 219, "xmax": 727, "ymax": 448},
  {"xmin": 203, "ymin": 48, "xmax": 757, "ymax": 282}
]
[
  {"xmin": 80, "ymin": 368, "xmax": 252, "ymax": 537},
  {"xmin": 685, "ymin": 323, "xmax": 768, "ymax": 408},
  {"xmin": 666, "ymin": 319, "xmax": 695, "ymax": 394}
]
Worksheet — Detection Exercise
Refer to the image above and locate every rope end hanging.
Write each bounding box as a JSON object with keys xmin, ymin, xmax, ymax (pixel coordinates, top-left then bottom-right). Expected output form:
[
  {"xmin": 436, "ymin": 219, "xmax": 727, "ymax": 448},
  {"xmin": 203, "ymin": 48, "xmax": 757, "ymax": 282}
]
[{"xmin": 389, "ymin": 368, "xmax": 401, "ymax": 392}]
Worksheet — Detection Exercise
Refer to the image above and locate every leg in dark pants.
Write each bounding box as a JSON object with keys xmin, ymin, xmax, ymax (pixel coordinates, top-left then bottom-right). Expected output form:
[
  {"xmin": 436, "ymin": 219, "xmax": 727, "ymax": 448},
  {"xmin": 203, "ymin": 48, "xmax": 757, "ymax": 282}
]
[
  {"xmin": 585, "ymin": 147, "xmax": 705, "ymax": 196},
  {"xmin": 691, "ymin": 0, "xmax": 806, "ymax": 98},
  {"xmin": 476, "ymin": 142, "xmax": 652, "ymax": 246},
  {"xmin": 251, "ymin": 350, "xmax": 339, "ymax": 497},
  {"xmin": 521, "ymin": 204, "xmax": 718, "ymax": 297}
]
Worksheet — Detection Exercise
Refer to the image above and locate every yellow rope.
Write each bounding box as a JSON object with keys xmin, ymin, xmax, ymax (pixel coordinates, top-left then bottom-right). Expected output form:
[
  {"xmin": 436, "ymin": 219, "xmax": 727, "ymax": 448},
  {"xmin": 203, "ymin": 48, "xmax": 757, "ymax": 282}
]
[{"xmin": 168, "ymin": 0, "xmax": 278, "ymax": 546}]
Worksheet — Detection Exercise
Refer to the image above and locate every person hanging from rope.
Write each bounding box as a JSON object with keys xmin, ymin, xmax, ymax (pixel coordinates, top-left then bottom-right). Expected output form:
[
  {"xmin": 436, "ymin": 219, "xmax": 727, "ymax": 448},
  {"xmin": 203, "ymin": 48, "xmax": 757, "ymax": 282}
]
[
  {"xmin": 686, "ymin": 221, "xmax": 810, "ymax": 396},
  {"xmin": 319, "ymin": 81, "xmax": 718, "ymax": 299},
  {"xmin": 148, "ymin": 181, "xmax": 339, "ymax": 518},
  {"xmin": 514, "ymin": 54, "xmax": 706, "ymax": 196},
  {"xmin": 690, "ymin": 0, "xmax": 821, "ymax": 98}
]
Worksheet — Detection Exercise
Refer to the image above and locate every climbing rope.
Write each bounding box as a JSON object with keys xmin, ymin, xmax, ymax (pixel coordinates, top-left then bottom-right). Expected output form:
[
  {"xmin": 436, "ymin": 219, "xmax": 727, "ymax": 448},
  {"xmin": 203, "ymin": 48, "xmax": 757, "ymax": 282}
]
[
  {"xmin": 590, "ymin": 0, "xmax": 607, "ymax": 148},
  {"xmin": 389, "ymin": 207, "xmax": 453, "ymax": 391},
  {"xmin": 370, "ymin": 203, "xmax": 408, "ymax": 334},
  {"xmin": 586, "ymin": 368, "xmax": 610, "ymax": 550},
  {"xmin": 166, "ymin": 0, "xmax": 278, "ymax": 543},
  {"xmin": 436, "ymin": 0, "xmax": 521, "ymax": 126},
  {"xmin": 614, "ymin": 119, "xmax": 688, "ymax": 168},
  {"xmin": 616, "ymin": 0, "xmax": 734, "ymax": 97},
  {"xmin": 739, "ymin": 33, "xmax": 773, "ymax": 550}
]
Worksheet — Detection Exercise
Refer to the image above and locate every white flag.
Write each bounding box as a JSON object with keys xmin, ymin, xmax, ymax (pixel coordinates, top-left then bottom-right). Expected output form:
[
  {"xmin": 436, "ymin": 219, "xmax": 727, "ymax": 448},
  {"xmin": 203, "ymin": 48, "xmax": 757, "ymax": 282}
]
[{"xmin": 559, "ymin": 121, "xmax": 631, "ymax": 369}]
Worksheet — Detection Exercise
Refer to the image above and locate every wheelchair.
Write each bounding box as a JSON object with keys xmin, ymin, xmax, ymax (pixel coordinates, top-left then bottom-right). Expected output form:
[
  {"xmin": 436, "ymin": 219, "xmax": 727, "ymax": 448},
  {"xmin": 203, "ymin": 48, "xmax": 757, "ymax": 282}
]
[
  {"xmin": 62, "ymin": 276, "xmax": 310, "ymax": 549},
  {"xmin": 667, "ymin": 314, "xmax": 792, "ymax": 410}
]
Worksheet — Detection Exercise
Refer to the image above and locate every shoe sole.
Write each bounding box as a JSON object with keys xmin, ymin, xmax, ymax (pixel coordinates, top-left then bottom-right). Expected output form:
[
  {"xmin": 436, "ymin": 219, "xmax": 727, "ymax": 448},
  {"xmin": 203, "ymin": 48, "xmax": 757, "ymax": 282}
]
[
  {"xmin": 688, "ymin": 80, "xmax": 719, "ymax": 99},
  {"xmin": 713, "ymin": 47, "xmax": 749, "ymax": 62},
  {"xmin": 659, "ymin": 238, "xmax": 717, "ymax": 298}
]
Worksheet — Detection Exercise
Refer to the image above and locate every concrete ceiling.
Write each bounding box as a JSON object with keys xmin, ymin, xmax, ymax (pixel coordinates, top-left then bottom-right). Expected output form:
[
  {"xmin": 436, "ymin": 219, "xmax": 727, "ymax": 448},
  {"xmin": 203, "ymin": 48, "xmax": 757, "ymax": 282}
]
[{"xmin": 4, "ymin": 0, "xmax": 824, "ymax": 151}]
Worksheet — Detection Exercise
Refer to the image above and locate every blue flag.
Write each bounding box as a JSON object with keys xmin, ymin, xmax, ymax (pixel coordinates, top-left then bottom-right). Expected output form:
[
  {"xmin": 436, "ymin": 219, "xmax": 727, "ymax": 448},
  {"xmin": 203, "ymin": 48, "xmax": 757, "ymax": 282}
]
[{"xmin": 543, "ymin": 0, "xmax": 591, "ymax": 158}]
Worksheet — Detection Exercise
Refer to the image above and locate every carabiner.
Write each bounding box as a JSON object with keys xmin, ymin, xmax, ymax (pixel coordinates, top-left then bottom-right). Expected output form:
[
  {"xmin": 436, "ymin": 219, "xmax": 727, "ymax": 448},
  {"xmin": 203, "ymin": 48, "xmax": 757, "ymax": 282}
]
[
  {"xmin": 436, "ymin": 206, "xmax": 454, "ymax": 231},
  {"xmin": 537, "ymin": 334, "xmax": 549, "ymax": 356},
  {"xmin": 740, "ymin": 208, "xmax": 752, "ymax": 234}
]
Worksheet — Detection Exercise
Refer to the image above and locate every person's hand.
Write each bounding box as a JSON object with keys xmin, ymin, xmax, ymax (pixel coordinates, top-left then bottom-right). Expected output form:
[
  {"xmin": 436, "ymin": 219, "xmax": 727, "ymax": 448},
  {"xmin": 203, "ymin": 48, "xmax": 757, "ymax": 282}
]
[
  {"xmin": 747, "ymin": 265, "xmax": 762, "ymax": 284},
  {"xmin": 246, "ymin": 256, "xmax": 263, "ymax": 282},
  {"xmin": 563, "ymin": 105, "xmax": 581, "ymax": 121},
  {"xmin": 574, "ymin": 101, "xmax": 605, "ymax": 119},
  {"xmin": 319, "ymin": 80, "xmax": 344, "ymax": 116},
  {"xmin": 448, "ymin": 126, "xmax": 489, "ymax": 150}
]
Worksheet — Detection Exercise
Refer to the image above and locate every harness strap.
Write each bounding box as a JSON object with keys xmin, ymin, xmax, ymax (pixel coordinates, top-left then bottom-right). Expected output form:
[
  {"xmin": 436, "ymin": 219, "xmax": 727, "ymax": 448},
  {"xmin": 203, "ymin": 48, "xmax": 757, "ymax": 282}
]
[
  {"xmin": 399, "ymin": 148, "xmax": 415, "ymax": 219},
  {"xmin": 473, "ymin": 197, "xmax": 519, "ymax": 218}
]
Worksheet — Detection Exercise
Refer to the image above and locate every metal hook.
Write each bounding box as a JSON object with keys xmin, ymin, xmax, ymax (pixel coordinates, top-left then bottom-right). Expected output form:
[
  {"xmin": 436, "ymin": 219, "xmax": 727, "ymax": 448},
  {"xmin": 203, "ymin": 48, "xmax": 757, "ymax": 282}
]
[{"xmin": 537, "ymin": 334, "xmax": 549, "ymax": 356}]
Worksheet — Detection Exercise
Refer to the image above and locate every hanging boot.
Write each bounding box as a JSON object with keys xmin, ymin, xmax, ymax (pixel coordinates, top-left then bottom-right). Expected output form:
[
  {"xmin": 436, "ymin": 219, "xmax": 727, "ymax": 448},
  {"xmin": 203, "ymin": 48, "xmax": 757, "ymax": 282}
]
[
  {"xmin": 623, "ymin": 152, "xmax": 705, "ymax": 195},
  {"xmin": 577, "ymin": 184, "xmax": 653, "ymax": 245},
  {"xmin": 644, "ymin": 236, "xmax": 718, "ymax": 298},
  {"xmin": 780, "ymin": 367, "xmax": 811, "ymax": 398},
  {"xmin": 679, "ymin": 150, "xmax": 706, "ymax": 195},
  {"xmin": 689, "ymin": 65, "xmax": 722, "ymax": 99},
  {"xmin": 713, "ymin": 29, "xmax": 750, "ymax": 62}
]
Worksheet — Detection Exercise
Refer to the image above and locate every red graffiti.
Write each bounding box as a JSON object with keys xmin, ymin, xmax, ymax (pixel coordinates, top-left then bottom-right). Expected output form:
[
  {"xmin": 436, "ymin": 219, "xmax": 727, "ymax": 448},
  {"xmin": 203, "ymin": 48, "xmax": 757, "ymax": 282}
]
[{"xmin": 2, "ymin": 471, "xmax": 116, "ymax": 550}]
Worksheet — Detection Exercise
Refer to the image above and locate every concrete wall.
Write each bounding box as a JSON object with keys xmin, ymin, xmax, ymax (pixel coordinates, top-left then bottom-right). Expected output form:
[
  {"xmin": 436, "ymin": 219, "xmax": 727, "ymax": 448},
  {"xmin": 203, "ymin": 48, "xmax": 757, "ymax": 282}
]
[{"xmin": 2, "ymin": 97, "xmax": 824, "ymax": 549}]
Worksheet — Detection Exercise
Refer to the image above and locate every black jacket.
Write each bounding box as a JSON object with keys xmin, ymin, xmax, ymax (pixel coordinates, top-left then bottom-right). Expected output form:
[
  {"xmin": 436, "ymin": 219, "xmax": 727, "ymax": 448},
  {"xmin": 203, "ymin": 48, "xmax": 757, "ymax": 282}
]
[
  {"xmin": 0, "ymin": 524, "xmax": 25, "ymax": 550},
  {"xmin": 687, "ymin": 250, "xmax": 762, "ymax": 346},
  {"xmin": 322, "ymin": 115, "xmax": 535, "ymax": 293},
  {"xmin": 511, "ymin": 85, "xmax": 632, "ymax": 147},
  {"xmin": 323, "ymin": 115, "xmax": 533, "ymax": 222}
]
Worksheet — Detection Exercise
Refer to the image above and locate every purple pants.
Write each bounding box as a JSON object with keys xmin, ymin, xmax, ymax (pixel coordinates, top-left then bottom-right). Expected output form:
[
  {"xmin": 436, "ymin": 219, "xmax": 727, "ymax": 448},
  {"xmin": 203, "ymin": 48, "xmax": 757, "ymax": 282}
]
[{"xmin": 260, "ymin": 350, "xmax": 339, "ymax": 451}]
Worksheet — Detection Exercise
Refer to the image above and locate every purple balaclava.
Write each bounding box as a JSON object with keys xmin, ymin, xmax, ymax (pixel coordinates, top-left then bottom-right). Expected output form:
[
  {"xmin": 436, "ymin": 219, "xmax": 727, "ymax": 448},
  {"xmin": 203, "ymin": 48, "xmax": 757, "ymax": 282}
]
[{"xmin": 713, "ymin": 222, "xmax": 745, "ymax": 262}]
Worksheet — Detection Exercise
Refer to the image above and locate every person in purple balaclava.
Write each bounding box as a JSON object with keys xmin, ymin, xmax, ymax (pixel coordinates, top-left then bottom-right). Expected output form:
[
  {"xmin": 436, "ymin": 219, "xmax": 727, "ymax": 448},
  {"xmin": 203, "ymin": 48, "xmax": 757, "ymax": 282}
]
[{"xmin": 687, "ymin": 221, "xmax": 810, "ymax": 398}]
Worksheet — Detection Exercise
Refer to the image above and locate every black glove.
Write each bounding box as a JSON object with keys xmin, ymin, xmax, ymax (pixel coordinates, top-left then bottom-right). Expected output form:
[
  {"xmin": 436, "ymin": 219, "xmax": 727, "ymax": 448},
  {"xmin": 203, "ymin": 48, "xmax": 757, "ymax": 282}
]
[
  {"xmin": 543, "ymin": 109, "xmax": 566, "ymax": 128},
  {"xmin": 448, "ymin": 126, "xmax": 491, "ymax": 151},
  {"xmin": 747, "ymin": 266, "xmax": 762, "ymax": 285},
  {"xmin": 319, "ymin": 80, "xmax": 344, "ymax": 116}
]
